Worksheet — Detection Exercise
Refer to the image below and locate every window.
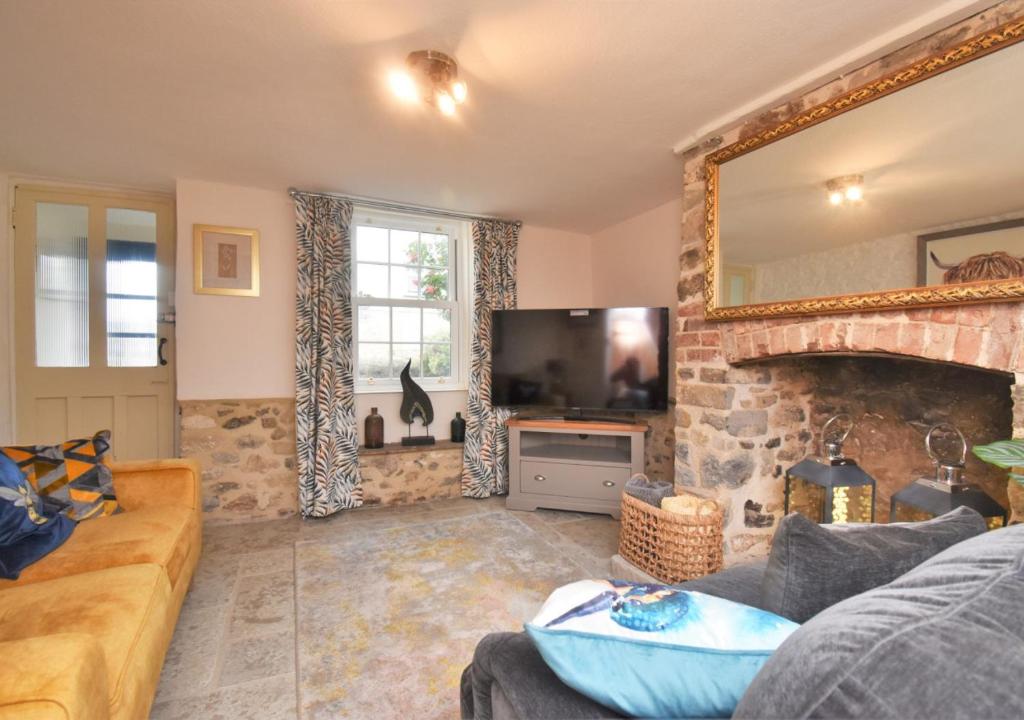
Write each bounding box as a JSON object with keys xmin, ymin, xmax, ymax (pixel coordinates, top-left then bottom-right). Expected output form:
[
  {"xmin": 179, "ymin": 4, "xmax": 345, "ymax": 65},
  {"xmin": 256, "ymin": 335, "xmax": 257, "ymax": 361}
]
[
  {"xmin": 352, "ymin": 208, "xmax": 467, "ymax": 392},
  {"xmin": 106, "ymin": 208, "xmax": 158, "ymax": 367}
]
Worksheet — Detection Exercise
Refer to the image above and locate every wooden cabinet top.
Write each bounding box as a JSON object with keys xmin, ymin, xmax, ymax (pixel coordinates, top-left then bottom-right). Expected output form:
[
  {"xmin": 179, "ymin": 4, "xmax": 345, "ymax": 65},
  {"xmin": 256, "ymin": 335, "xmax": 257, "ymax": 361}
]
[{"xmin": 506, "ymin": 417, "xmax": 648, "ymax": 433}]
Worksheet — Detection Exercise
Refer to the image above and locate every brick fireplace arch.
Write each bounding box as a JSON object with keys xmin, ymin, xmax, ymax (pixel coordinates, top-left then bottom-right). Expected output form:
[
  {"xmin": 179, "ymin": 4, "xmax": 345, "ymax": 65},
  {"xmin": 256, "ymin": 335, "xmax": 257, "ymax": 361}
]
[{"xmin": 716, "ymin": 305, "xmax": 1023, "ymax": 373}]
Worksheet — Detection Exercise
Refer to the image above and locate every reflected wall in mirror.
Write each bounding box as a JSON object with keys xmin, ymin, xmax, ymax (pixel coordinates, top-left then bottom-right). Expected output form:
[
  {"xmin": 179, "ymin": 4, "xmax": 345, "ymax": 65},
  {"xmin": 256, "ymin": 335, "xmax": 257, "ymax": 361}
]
[{"xmin": 706, "ymin": 17, "xmax": 1024, "ymax": 320}]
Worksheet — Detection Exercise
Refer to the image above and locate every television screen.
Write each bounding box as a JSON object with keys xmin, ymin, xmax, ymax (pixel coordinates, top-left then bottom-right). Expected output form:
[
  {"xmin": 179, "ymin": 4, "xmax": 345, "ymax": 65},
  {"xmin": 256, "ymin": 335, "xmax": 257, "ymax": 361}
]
[{"xmin": 490, "ymin": 307, "xmax": 669, "ymax": 412}]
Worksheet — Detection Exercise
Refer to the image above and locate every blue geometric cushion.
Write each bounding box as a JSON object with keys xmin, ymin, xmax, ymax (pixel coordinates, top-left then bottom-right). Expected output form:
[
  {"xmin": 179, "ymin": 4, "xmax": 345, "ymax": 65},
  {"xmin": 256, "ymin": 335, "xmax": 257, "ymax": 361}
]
[
  {"xmin": 0, "ymin": 452, "xmax": 74, "ymax": 579},
  {"xmin": 525, "ymin": 579, "xmax": 799, "ymax": 718}
]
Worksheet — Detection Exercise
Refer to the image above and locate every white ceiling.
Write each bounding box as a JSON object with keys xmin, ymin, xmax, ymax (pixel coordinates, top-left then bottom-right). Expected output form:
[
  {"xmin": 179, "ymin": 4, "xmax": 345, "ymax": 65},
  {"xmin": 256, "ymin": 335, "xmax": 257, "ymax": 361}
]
[
  {"xmin": 721, "ymin": 39, "xmax": 1024, "ymax": 265},
  {"xmin": 0, "ymin": 0, "xmax": 988, "ymax": 233}
]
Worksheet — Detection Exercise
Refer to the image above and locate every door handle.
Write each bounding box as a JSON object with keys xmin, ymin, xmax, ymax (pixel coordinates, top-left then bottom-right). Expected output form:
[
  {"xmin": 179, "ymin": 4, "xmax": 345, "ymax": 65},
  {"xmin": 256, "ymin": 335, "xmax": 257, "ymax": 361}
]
[
  {"xmin": 158, "ymin": 337, "xmax": 168, "ymax": 366},
  {"xmin": 602, "ymin": 480, "xmax": 615, "ymax": 487}
]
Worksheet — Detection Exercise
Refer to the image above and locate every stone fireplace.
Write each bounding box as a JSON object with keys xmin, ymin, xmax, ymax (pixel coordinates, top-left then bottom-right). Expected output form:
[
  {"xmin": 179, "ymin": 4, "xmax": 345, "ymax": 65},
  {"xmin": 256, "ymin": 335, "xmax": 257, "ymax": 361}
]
[
  {"xmin": 675, "ymin": 305, "xmax": 1024, "ymax": 564},
  {"xmin": 673, "ymin": 2, "xmax": 1024, "ymax": 563}
]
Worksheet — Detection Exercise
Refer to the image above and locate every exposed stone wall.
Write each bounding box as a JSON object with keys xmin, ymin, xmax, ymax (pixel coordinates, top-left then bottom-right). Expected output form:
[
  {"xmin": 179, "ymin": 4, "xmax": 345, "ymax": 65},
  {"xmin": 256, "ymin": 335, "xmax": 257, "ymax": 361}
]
[
  {"xmin": 180, "ymin": 396, "xmax": 674, "ymax": 523},
  {"xmin": 360, "ymin": 442, "xmax": 464, "ymax": 506},
  {"xmin": 180, "ymin": 398, "xmax": 298, "ymax": 524},
  {"xmin": 643, "ymin": 405, "xmax": 676, "ymax": 483},
  {"xmin": 675, "ymin": 1, "xmax": 1024, "ymax": 563},
  {"xmin": 180, "ymin": 398, "xmax": 467, "ymax": 523}
]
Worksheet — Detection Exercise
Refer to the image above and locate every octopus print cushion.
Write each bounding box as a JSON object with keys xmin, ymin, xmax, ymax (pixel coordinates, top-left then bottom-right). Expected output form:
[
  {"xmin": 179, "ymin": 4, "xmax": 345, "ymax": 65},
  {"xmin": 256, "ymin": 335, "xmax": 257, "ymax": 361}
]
[{"xmin": 525, "ymin": 579, "xmax": 799, "ymax": 718}]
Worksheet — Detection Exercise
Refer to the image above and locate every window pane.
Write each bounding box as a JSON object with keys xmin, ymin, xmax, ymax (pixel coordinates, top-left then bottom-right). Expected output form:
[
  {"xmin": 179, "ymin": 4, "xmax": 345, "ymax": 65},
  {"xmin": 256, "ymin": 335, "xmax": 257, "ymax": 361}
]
[
  {"xmin": 423, "ymin": 308, "xmax": 451, "ymax": 343},
  {"xmin": 357, "ymin": 263, "xmax": 388, "ymax": 298},
  {"xmin": 392, "ymin": 307, "xmax": 420, "ymax": 342},
  {"xmin": 421, "ymin": 233, "xmax": 449, "ymax": 268},
  {"xmin": 356, "ymin": 225, "xmax": 388, "ymax": 263},
  {"xmin": 421, "ymin": 268, "xmax": 449, "ymax": 301},
  {"xmin": 35, "ymin": 202, "xmax": 89, "ymax": 367},
  {"xmin": 390, "ymin": 229, "xmax": 421, "ymax": 265},
  {"xmin": 358, "ymin": 306, "xmax": 389, "ymax": 341},
  {"xmin": 389, "ymin": 265, "xmax": 420, "ymax": 300},
  {"xmin": 393, "ymin": 344, "xmax": 421, "ymax": 377},
  {"xmin": 423, "ymin": 344, "xmax": 451, "ymax": 378},
  {"xmin": 358, "ymin": 343, "xmax": 390, "ymax": 379},
  {"xmin": 107, "ymin": 208, "xmax": 157, "ymax": 367}
]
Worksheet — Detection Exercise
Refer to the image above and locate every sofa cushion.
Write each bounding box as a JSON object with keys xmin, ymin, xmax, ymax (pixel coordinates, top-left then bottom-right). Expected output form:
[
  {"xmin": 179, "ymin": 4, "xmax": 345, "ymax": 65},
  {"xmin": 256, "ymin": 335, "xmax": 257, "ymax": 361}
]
[
  {"xmin": 0, "ymin": 563, "xmax": 174, "ymax": 720},
  {"xmin": 735, "ymin": 523, "xmax": 1024, "ymax": 719},
  {"xmin": 1, "ymin": 431, "xmax": 120, "ymax": 521},
  {"xmin": 525, "ymin": 579, "xmax": 798, "ymax": 718},
  {"xmin": 0, "ymin": 504, "xmax": 198, "ymax": 591},
  {"xmin": 0, "ymin": 452, "xmax": 75, "ymax": 580},
  {"xmin": 461, "ymin": 562, "xmax": 770, "ymax": 720},
  {"xmin": 761, "ymin": 506, "xmax": 986, "ymax": 622}
]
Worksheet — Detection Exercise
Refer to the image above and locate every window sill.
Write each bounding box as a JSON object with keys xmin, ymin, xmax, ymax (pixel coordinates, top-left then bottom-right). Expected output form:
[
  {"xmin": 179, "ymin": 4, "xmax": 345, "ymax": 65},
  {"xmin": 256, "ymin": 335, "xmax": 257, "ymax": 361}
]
[
  {"xmin": 359, "ymin": 439, "xmax": 464, "ymax": 456},
  {"xmin": 355, "ymin": 384, "xmax": 468, "ymax": 395}
]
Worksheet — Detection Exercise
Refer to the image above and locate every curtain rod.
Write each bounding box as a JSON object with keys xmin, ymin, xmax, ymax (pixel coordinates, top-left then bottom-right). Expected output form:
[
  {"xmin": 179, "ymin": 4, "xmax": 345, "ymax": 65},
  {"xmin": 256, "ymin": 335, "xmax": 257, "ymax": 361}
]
[{"xmin": 287, "ymin": 187, "xmax": 521, "ymax": 226}]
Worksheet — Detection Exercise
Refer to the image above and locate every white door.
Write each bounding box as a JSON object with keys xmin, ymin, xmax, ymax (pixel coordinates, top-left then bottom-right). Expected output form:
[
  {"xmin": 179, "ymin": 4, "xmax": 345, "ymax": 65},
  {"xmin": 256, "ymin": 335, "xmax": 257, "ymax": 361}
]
[{"xmin": 13, "ymin": 185, "xmax": 176, "ymax": 460}]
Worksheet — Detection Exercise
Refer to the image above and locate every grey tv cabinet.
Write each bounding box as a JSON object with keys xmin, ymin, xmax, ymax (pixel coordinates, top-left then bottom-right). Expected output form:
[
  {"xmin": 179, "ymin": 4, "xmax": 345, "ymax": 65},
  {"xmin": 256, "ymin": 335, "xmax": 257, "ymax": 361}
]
[{"xmin": 506, "ymin": 417, "xmax": 647, "ymax": 519}]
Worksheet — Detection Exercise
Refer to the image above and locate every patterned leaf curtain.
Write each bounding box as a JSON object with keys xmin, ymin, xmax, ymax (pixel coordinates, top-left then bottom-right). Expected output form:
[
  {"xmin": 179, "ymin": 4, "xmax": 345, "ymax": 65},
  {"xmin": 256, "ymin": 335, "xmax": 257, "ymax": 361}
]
[
  {"xmin": 462, "ymin": 220, "xmax": 520, "ymax": 497},
  {"xmin": 294, "ymin": 193, "xmax": 363, "ymax": 517}
]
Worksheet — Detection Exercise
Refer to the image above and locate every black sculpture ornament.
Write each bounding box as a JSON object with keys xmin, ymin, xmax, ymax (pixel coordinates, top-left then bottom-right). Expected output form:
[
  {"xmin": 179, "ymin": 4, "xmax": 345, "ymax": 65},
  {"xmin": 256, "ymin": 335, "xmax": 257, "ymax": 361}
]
[{"xmin": 399, "ymin": 359, "xmax": 436, "ymax": 446}]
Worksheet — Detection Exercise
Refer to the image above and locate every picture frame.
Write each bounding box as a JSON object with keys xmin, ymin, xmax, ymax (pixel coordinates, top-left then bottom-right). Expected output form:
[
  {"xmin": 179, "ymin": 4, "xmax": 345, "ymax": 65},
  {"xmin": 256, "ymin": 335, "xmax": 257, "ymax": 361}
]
[
  {"xmin": 917, "ymin": 218, "xmax": 1024, "ymax": 287},
  {"xmin": 193, "ymin": 224, "xmax": 260, "ymax": 296}
]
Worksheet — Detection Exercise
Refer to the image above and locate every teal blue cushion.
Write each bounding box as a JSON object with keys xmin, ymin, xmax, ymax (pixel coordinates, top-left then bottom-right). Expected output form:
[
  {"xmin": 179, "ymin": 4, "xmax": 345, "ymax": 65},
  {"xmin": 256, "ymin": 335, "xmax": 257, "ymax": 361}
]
[{"xmin": 525, "ymin": 579, "xmax": 799, "ymax": 718}]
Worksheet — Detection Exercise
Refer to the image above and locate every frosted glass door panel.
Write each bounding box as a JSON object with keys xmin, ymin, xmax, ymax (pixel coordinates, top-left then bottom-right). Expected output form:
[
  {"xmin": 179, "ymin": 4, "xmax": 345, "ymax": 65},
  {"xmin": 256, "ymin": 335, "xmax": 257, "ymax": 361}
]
[
  {"xmin": 35, "ymin": 203, "xmax": 89, "ymax": 367},
  {"xmin": 106, "ymin": 208, "xmax": 158, "ymax": 367}
]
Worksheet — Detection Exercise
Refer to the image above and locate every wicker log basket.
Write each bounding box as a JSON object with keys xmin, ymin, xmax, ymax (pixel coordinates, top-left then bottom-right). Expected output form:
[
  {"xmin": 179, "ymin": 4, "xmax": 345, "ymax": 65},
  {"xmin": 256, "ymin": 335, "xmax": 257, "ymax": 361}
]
[{"xmin": 618, "ymin": 492, "xmax": 724, "ymax": 584}]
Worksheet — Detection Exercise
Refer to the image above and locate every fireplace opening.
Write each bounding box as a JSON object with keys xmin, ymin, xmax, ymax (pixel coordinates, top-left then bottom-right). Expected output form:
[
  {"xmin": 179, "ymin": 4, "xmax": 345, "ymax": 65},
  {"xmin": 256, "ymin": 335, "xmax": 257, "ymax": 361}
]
[{"xmin": 756, "ymin": 354, "xmax": 1013, "ymax": 522}]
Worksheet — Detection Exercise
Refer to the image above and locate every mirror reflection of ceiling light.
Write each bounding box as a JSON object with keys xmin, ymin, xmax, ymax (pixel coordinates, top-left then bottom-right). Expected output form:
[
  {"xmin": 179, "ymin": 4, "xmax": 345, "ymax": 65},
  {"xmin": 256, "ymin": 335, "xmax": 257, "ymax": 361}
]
[
  {"xmin": 825, "ymin": 175, "xmax": 865, "ymax": 206},
  {"xmin": 388, "ymin": 50, "xmax": 467, "ymax": 118}
]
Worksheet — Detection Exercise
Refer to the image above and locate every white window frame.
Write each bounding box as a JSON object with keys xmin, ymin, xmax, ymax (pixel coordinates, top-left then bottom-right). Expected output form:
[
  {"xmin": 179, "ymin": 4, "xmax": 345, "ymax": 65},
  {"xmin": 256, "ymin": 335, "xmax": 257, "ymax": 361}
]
[{"xmin": 351, "ymin": 205, "xmax": 471, "ymax": 394}]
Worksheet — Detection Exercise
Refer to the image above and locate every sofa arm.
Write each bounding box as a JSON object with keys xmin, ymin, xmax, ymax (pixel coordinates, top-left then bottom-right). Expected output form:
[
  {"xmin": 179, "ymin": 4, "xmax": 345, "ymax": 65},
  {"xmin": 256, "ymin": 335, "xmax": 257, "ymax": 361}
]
[
  {"xmin": 0, "ymin": 634, "xmax": 109, "ymax": 720},
  {"xmin": 110, "ymin": 458, "xmax": 201, "ymax": 512}
]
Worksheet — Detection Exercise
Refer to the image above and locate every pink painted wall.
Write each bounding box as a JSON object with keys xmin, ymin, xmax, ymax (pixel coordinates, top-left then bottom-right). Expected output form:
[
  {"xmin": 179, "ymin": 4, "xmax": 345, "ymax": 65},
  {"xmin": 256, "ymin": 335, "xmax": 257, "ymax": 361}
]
[
  {"xmin": 591, "ymin": 198, "xmax": 681, "ymax": 309},
  {"xmin": 591, "ymin": 198, "xmax": 682, "ymax": 395},
  {"xmin": 175, "ymin": 178, "xmax": 297, "ymax": 401},
  {"xmin": 517, "ymin": 225, "xmax": 593, "ymax": 308},
  {"xmin": 174, "ymin": 179, "xmax": 598, "ymax": 442}
]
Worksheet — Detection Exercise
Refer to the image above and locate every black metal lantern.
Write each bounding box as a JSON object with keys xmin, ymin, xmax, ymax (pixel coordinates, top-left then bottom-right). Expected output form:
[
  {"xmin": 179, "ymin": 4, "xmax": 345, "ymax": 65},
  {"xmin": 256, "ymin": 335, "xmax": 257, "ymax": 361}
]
[
  {"xmin": 890, "ymin": 424, "xmax": 1008, "ymax": 529},
  {"xmin": 785, "ymin": 414, "xmax": 877, "ymax": 524}
]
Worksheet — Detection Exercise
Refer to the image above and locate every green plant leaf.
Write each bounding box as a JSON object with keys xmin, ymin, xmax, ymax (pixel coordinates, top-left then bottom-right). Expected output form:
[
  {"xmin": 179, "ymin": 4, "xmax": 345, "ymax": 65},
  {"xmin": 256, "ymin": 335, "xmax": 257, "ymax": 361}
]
[{"xmin": 972, "ymin": 439, "xmax": 1024, "ymax": 469}]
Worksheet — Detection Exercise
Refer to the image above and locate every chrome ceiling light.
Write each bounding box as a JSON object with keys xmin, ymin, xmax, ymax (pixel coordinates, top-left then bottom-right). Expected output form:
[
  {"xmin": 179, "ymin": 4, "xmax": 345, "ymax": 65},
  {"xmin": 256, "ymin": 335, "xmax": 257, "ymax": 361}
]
[{"xmin": 388, "ymin": 50, "xmax": 467, "ymax": 117}]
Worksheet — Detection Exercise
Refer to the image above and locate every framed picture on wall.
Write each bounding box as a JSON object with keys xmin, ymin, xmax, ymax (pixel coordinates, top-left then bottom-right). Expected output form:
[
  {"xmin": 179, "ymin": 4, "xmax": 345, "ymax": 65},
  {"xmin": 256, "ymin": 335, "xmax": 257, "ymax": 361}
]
[
  {"xmin": 193, "ymin": 224, "xmax": 260, "ymax": 296},
  {"xmin": 917, "ymin": 218, "xmax": 1024, "ymax": 287}
]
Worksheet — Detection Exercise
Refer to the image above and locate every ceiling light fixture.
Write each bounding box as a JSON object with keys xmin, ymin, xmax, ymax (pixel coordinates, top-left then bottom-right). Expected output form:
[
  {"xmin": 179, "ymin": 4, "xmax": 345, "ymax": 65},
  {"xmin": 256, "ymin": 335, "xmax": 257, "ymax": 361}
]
[
  {"xmin": 825, "ymin": 175, "xmax": 865, "ymax": 206},
  {"xmin": 388, "ymin": 50, "xmax": 467, "ymax": 117}
]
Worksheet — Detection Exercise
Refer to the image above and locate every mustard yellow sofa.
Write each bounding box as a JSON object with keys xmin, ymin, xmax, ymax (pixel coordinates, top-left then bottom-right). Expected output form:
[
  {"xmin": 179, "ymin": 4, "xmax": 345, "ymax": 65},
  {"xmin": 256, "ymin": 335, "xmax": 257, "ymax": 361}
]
[{"xmin": 0, "ymin": 459, "xmax": 202, "ymax": 720}]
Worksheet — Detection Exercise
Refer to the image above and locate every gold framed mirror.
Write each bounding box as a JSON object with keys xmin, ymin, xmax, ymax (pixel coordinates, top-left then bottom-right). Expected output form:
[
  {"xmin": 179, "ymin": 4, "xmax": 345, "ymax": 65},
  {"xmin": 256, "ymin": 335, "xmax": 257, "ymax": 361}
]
[{"xmin": 705, "ymin": 16, "xmax": 1024, "ymax": 321}]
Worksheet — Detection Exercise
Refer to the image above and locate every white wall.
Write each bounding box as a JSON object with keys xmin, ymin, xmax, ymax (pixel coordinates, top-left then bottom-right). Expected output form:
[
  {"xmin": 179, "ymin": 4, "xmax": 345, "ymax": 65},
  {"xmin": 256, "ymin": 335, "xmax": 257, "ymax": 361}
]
[
  {"xmin": 0, "ymin": 173, "xmax": 13, "ymax": 443},
  {"xmin": 590, "ymin": 198, "xmax": 681, "ymax": 395},
  {"xmin": 175, "ymin": 179, "xmax": 596, "ymax": 444}
]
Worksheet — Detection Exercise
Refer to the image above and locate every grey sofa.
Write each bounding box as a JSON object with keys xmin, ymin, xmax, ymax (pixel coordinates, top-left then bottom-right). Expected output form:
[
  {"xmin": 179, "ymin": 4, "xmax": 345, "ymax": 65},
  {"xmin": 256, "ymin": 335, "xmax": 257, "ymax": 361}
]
[{"xmin": 461, "ymin": 521, "xmax": 1024, "ymax": 719}]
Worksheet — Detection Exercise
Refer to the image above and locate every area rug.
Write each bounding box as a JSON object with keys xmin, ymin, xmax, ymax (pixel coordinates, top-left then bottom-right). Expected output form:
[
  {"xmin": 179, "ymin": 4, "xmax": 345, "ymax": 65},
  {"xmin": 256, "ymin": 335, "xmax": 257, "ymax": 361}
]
[{"xmin": 295, "ymin": 511, "xmax": 591, "ymax": 719}]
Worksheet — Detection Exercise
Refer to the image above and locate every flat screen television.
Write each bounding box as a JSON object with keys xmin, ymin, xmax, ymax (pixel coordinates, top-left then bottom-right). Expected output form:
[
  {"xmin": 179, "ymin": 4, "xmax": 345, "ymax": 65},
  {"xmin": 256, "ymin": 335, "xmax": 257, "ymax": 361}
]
[{"xmin": 490, "ymin": 307, "xmax": 669, "ymax": 413}]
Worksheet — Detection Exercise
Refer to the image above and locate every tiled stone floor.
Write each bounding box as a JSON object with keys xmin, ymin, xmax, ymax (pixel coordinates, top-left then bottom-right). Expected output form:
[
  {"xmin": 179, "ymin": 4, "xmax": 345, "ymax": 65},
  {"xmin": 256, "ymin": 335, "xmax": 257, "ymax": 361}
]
[{"xmin": 152, "ymin": 496, "xmax": 621, "ymax": 719}]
